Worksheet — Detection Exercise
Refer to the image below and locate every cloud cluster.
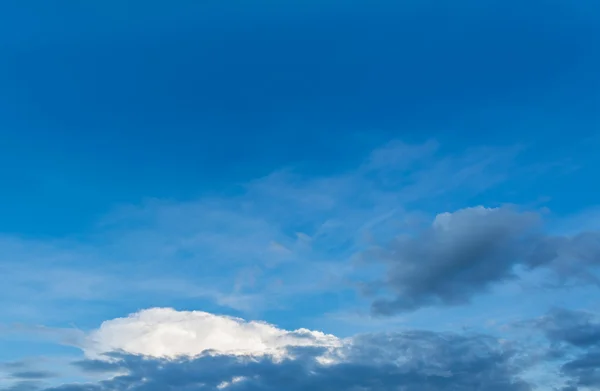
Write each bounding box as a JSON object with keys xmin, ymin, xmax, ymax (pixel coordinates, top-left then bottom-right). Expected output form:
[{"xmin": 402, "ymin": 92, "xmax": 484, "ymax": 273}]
[
  {"xmin": 41, "ymin": 309, "xmax": 531, "ymax": 391},
  {"xmin": 2, "ymin": 139, "xmax": 598, "ymax": 391},
  {"xmin": 11, "ymin": 307, "xmax": 600, "ymax": 391},
  {"xmin": 366, "ymin": 206, "xmax": 600, "ymax": 315},
  {"xmin": 537, "ymin": 308, "xmax": 600, "ymax": 390},
  {"xmin": 82, "ymin": 308, "xmax": 341, "ymax": 361}
]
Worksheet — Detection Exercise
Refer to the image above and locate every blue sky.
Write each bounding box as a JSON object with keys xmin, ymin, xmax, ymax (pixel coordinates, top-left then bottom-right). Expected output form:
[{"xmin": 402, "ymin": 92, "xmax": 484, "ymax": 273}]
[{"xmin": 1, "ymin": 1, "xmax": 600, "ymax": 390}]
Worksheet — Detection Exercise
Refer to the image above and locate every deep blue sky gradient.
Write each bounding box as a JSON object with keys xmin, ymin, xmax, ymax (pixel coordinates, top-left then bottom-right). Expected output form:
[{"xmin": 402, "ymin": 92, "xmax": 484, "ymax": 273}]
[{"xmin": 1, "ymin": 0, "xmax": 599, "ymax": 237}]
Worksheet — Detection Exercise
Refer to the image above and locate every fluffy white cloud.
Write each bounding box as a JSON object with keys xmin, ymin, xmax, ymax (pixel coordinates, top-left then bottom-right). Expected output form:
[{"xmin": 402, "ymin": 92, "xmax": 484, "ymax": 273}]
[{"xmin": 83, "ymin": 308, "xmax": 341, "ymax": 360}]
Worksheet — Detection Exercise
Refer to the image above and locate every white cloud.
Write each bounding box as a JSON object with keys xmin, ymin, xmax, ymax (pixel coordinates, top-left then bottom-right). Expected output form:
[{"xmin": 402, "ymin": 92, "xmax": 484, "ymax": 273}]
[
  {"xmin": 83, "ymin": 308, "xmax": 342, "ymax": 361},
  {"xmin": 217, "ymin": 376, "xmax": 247, "ymax": 389}
]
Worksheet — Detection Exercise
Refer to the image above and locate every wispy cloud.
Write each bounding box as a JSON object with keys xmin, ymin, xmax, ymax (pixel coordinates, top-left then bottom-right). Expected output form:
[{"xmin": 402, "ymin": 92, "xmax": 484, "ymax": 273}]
[{"xmin": 0, "ymin": 140, "xmax": 563, "ymax": 326}]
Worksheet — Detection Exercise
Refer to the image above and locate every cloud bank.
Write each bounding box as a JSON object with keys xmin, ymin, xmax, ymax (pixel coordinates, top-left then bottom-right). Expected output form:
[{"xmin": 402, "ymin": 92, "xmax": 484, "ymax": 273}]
[
  {"xmin": 11, "ymin": 306, "xmax": 600, "ymax": 391},
  {"xmin": 45, "ymin": 308, "xmax": 532, "ymax": 391}
]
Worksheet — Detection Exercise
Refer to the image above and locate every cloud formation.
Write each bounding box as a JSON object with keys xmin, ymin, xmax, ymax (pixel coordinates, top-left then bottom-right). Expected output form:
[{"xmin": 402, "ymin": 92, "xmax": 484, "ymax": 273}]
[
  {"xmin": 82, "ymin": 308, "xmax": 340, "ymax": 361},
  {"xmin": 367, "ymin": 206, "xmax": 600, "ymax": 315},
  {"xmin": 2, "ymin": 141, "xmax": 597, "ymax": 390},
  {"xmin": 0, "ymin": 140, "xmax": 529, "ymax": 324},
  {"xmin": 536, "ymin": 308, "xmax": 600, "ymax": 390},
  {"xmin": 41, "ymin": 309, "xmax": 531, "ymax": 391}
]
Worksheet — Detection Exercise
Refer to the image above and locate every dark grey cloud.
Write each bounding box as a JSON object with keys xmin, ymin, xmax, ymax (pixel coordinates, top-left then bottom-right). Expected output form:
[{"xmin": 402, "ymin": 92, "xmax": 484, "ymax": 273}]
[
  {"xmin": 365, "ymin": 206, "xmax": 600, "ymax": 315},
  {"xmin": 525, "ymin": 232, "xmax": 600, "ymax": 284},
  {"xmin": 561, "ymin": 351, "xmax": 600, "ymax": 390},
  {"xmin": 537, "ymin": 308, "xmax": 600, "ymax": 390},
  {"xmin": 40, "ymin": 330, "xmax": 530, "ymax": 391},
  {"xmin": 538, "ymin": 308, "xmax": 600, "ymax": 349}
]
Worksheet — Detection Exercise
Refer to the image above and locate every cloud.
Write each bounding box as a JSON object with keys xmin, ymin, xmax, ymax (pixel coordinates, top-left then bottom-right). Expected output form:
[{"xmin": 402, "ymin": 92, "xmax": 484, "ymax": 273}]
[
  {"xmin": 1, "ymin": 365, "xmax": 56, "ymax": 391},
  {"xmin": 535, "ymin": 308, "xmax": 600, "ymax": 390},
  {"xmin": 561, "ymin": 352, "xmax": 600, "ymax": 390},
  {"xmin": 525, "ymin": 232, "xmax": 600, "ymax": 284},
  {"xmin": 366, "ymin": 206, "xmax": 600, "ymax": 315},
  {"xmin": 56, "ymin": 343, "xmax": 529, "ymax": 391},
  {"xmin": 2, "ymin": 381, "xmax": 45, "ymax": 391},
  {"xmin": 9, "ymin": 372, "xmax": 56, "ymax": 381},
  {"xmin": 81, "ymin": 308, "xmax": 341, "ymax": 361},
  {"xmin": 40, "ymin": 308, "xmax": 531, "ymax": 391},
  {"xmin": 1, "ymin": 359, "xmax": 76, "ymax": 391},
  {"xmin": 537, "ymin": 308, "xmax": 600, "ymax": 349},
  {"xmin": 0, "ymin": 140, "xmax": 530, "ymax": 324}
]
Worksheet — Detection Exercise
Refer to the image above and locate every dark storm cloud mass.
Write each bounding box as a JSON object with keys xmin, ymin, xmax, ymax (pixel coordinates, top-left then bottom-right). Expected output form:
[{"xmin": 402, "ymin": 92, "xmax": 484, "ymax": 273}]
[
  {"xmin": 41, "ymin": 331, "xmax": 530, "ymax": 391},
  {"xmin": 537, "ymin": 308, "xmax": 600, "ymax": 390},
  {"xmin": 366, "ymin": 207, "xmax": 600, "ymax": 315}
]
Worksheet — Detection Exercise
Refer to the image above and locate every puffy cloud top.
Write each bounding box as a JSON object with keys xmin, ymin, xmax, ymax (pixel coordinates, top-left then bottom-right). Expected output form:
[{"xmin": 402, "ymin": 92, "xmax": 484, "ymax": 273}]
[{"xmin": 84, "ymin": 308, "xmax": 341, "ymax": 360}]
